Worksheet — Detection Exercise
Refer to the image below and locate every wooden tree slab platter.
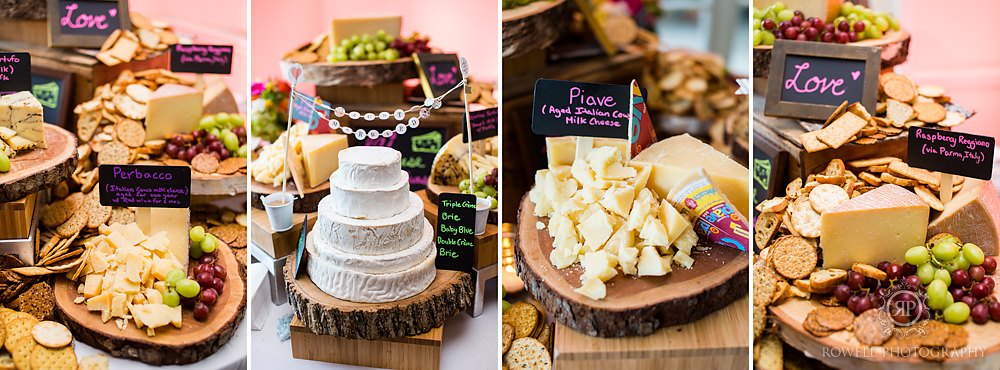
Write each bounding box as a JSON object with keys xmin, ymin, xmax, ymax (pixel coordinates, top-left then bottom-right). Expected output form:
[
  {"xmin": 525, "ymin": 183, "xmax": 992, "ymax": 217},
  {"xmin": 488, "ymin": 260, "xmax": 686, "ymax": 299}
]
[
  {"xmin": 753, "ymin": 30, "xmax": 910, "ymax": 78},
  {"xmin": 502, "ymin": 0, "xmax": 568, "ymax": 58},
  {"xmin": 250, "ymin": 180, "xmax": 329, "ymax": 213},
  {"xmin": 279, "ymin": 58, "xmax": 417, "ymax": 87},
  {"xmin": 53, "ymin": 243, "xmax": 247, "ymax": 365},
  {"xmin": 425, "ymin": 182, "xmax": 498, "ymax": 224},
  {"xmin": 771, "ymin": 298, "xmax": 1000, "ymax": 369},
  {"xmin": 284, "ymin": 247, "xmax": 474, "ymax": 340},
  {"xmin": 190, "ymin": 171, "xmax": 246, "ymax": 196},
  {"xmin": 0, "ymin": 124, "xmax": 77, "ymax": 203},
  {"xmin": 515, "ymin": 194, "xmax": 749, "ymax": 337}
]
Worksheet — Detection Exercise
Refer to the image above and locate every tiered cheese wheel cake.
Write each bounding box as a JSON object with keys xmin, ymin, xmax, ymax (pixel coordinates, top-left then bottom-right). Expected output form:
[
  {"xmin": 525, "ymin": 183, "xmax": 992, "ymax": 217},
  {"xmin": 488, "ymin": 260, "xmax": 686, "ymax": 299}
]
[{"xmin": 307, "ymin": 146, "xmax": 436, "ymax": 303}]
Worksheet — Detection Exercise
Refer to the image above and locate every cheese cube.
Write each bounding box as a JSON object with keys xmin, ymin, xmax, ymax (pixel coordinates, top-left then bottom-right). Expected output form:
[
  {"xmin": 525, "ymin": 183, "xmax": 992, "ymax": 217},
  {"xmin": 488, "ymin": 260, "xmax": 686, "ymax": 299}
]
[
  {"xmin": 659, "ymin": 199, "xmax": 690, "ymax": 244},
  {"xmin": 928, "ymin": 179, "xmax": 1000, "ymax": 256},
  {"xmin": 637, "ymin": 246, "xmax": 669, "ymax": 276},
  {"xmin": 0, "ymin": 91, "xmax": 45, "ymax": 148},
  {"xmin": 545, "ymin": 136, "xmax": 628, "ymax": 168},
  {"xmin": 574, "ymin": 277, "xmax": 607, "ymax": 300},
  {"xmin": 83, "ymin": 275, "xmax": 103, "ymax": 298},
  {"xmin": 599, "ymin": 183, "xmax": 635, "ymax": 217},
  {"xmin": 145, "ymin": 84, "xmax": 203, "ymax": 140},
  {"xmin": 578, "ymin": 208, "xmax": 615, "ymax": 251},
  {"xmin": 820, "ymin": 184, "xmax": 929, "ymax": 269},
  {"xmin": 639, "ymin": 217, "xmax": 670, "ymax": 247},
  {"xmin": 627, "ymin": 162, "xmax": 653, "ymax": 197},
  {"xmin": 300, "ymin": 134, "xmax": 349, "ymax": 188},
  {"xmin": 586, "ymin": 146, "xmax": 622, "ymax": 177},
  {"xmin": 549, "ymin": 247, "xmax": 578, "ymax": 269},
  {"xmin": 580, "ymin": 250, "xmax": 618, "ymax": 282}
]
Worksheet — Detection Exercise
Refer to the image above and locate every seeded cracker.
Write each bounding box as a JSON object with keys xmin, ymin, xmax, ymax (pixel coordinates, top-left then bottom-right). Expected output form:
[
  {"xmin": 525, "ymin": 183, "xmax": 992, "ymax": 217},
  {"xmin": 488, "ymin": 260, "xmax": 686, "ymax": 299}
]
[
  {"xmin": 109, "ymin": 207, "xmax": 135, "ymax": 225},
  {"xmin": 41, "ymin": 193, "xmax": 85, "ymax": 229},
  {"xmin": 753, "ymin": 259, "xmax": 778, "ymax": 307},
  {"xmin": 813, "ymin": 307, "xmax": 854, "ymax": 331},
  {"xmin": 503, "ymin": 338, "xmax": 550, "ymax": 370},
  {"xmin": 191, "ymin": 153, "xmax": 221, "ymax": 174},
  {"xmin": 97, "ymin": 140, "xmax": 130, "ymax": 165},
  {"xmin": 803, "ymin": 313, "xmax": 835, "ymax": 337},
  {"xmin": 502, "ymin": 323, "xmax": 514, "ymax": 354},
  {"xmin": 852, "ymin": 309, "xmax": 893, "ymax": 346},
  {"xmin": 506, "ymin": 302, "xmax": 540, "ymax": 339}
]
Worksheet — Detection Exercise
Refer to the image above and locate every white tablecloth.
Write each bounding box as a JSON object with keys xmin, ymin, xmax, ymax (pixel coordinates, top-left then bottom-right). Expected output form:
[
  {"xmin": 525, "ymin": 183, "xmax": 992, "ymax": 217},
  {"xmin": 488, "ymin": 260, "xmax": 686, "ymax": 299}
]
[{"xmin": 73, "ymin": 318, "xmax": 248, "ymax": 370}]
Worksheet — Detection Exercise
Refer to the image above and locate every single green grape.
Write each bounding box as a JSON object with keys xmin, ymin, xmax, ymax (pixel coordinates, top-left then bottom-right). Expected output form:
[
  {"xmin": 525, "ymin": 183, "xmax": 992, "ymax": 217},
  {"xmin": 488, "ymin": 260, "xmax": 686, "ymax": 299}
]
[
  {"xmin": 963, "ymin": 243, "xmax": 985, "ymax": 265},
  {"xmin": 384, "ymin": 48, "xmax": 399, "ymax": 61},
  {"xmin": 165, "ymin": 269, "xmax": 186, "ymax": 286},
  {"xmin": 771, "ymin": 2, "xmax": 785, "ymax": 12},
  {"xmin": 0, "ymin": 151, "xmax": 9, "ymax": 173},
  {"xmin": 475, "ymin": 174, "xmax": 486, "ymax": 187},
  {"xmin": 162, "ymin": 289, "xmax": 181, "ymax": 307},
  {"xmin": 458, "ymin": 179, "xmax": 471, "ymax": 191},
  {"xmin": 502, "ymin": 300, "xmax": 511, "ymax": 312},
  {"xmin": 905, "ymin": 246, "xmax": 931, "ymax": 266},
  {"xmin": 474, "ymin": 191, "xmax": 488, "ymax": 199},
  {"xmin": 927, "ymin": 279, "xmax": 948, "ymax": 298},
  {"xmin": 176, "ymin": 279, "xmax": 201, "ymax": 298},
  {"xmin": 954, "ymin": 254, "xmax": 971, "ymax": 271},
  {"xmin": 942, "ymin": 259, "xmax": 962, "ymax": 273},
  {"xmin": 943, "ymin": 302, "xmax": 970, "ymax": 324},
  {"xmin": 201, "ymin": 235, "xmax": 217, "ymax": 253},
  {"xmin": 917, "ymin": 263, "xmax": 936, "ymax": 284},
  {"xmin": 761, "ymin": 31, "xmax": 775, "ymax": 46},
  {"xmin": 189, "ymin": 243, "xmax": 204, "ymax": 259},
  {"xmin": 933, "ymin": 241, "xmax": 960, "ymax": 262},
  {"xmin": 482, "ymin": 185, "xmax": 496, "ymax": 196},
  {"xmin": 189, "ymin": 226, "xmax": 206, "ymax": 243},
  {"xmin": 753, "ymin": 30, "xmax": 763, "ymax": 46},
  {"xmin": 236, "ymin": 145, "xmax": 248, "ymax": 158},
  {"xmin": 776, "ymin": 9, "xmax": 794, "ymax": 21},
  {"xmin": 375, "ymin": 41, "xmax": 386, "ymax": 52},
  {"xmin": 198, "ymin": 116, "xmax": 216, "ymax": 130},
  {"xmin": 935, "ymin": 268, "xmax": 952, "ymax": 286},
  {"xmin": 490, "ymin": 197, "xmax": 498, "ymax": 209},
  {"xmin": 222, "ymin": 131, "xmax": 240, "ymax": 152},
  {"xmin": 874, "ymin": 16, "xmax": 890, "ymax": 32},
  {"xmin": 888, "ymin": 16, "xmax": 901, "ymax": 31},
  {"xmin": 208, "ymin": 128, "xmax": 221, "ymax": 139},
  {"xmin": 840, "ymin": 2, "xmax": 854, "ymax": 16}
]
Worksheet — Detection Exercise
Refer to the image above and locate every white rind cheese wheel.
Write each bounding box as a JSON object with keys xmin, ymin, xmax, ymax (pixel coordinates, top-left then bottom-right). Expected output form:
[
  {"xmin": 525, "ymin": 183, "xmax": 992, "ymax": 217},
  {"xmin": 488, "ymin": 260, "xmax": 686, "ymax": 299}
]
[
  {"xmin": 328, "ymin": 170, "xmax": 410, "ymax": 219},
  {"xmin": 332, "ymin": 146, "xmax": 403, "ymax": 188},
  {"xmin": 308, "ymin": 220, "xmax": 435, "ymax": 274},
  {"xmin": 313, "ymin": 192, "xmax": 424, "ymax": 255},
  {"xmin": 308, "ymin": 245, "xmax": 436, "ymax": 303}
]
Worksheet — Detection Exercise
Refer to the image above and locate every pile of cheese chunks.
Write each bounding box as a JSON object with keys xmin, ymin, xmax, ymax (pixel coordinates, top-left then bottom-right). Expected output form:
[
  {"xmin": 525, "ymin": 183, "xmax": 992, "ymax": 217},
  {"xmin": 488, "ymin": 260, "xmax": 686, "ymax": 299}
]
[
  {"xmin": 529, "ymin": 146, "xmax": 698, "ymax": 300},
  {"xmin": 76, "ymin": 223, "xmax": 185, "ymax": 336}
]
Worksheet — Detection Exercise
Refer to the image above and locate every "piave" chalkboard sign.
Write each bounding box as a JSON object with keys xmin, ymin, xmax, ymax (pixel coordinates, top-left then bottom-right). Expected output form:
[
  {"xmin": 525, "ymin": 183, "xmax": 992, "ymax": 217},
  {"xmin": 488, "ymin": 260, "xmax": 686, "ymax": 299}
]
[
  {"xmin": 169, "ymin": 44, "xmax": 234, "ymax": 75},
  {"xmin": 415, "ymin": 53, "xmax": 461, "ymax": 101},
  {"xmin": 98, "ymin": 164, "xmax": 191, "ymax": 208},
  {"xmin": 907, "ymin": 127, "xmax": 994, "ymax": 181},
  {"xmin": 0, "ymin": 52, "xmax": 31, "ymax": 95},
  {"xmin": 764, "ymin": 40, "xmax": 879, "ymax": 121},
  {"xmin": 531, "ymin": 79, "xmax": 630, "ymax": 139},
  {"xmin": 47, "ymin": 0, "xmax": 131, "ymax": 48},
  {"xmin": 350, "ymin": 125, "xmax": 446, "ymax": 191},
  {"xmin": 461, "ymin": 107, "xmax": 498, "ymax": 143},
  {"xmin": 435, "ymin": 192, "xmax": 476, "ymax": 273}
]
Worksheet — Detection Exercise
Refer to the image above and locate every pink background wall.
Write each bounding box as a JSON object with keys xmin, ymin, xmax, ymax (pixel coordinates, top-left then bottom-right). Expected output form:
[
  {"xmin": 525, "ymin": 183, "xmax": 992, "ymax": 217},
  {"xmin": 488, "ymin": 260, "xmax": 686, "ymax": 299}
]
[
  {"xmin": 897, "ymin": 1, "xmax": 1000, "ymax": 139},
  {"xmin": 129, "ymin": 0, "xmax": 248, "ymax": 108},
  {"xmin": 249, "ymin": 0, "xmax": 498, "ymax": 84}
]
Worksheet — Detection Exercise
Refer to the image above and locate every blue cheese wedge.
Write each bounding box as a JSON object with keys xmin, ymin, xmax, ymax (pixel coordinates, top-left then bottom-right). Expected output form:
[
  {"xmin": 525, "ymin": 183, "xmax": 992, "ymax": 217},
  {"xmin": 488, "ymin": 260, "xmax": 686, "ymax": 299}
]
[{"xmin": 0, "ymin": 91, "xmax": 46, "ymax": 149}]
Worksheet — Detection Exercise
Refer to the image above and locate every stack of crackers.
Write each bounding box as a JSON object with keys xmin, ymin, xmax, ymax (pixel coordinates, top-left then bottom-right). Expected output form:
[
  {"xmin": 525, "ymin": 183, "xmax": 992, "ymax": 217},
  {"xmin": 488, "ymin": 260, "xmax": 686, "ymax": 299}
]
[
  {"xmin": 461, "ymin": 81, "xmax": 498, "ymax": 107},
  {"xmin": 31, "ymin": 190, "xmax": 133, "ymax": 277},
  {"xmin": 95, "ymin": 12, "xmax": 180, "ymax": 67},
  {"xmin": 501, "ymin": 301, "xmax": 552, "ymax": 370},
  {"xmin": 0, "ymin": 309, "xmax": 79, "ymax": 370},
  {"xmin": 283, "ymin": 33, "xmax": 329, "ymax": 64},
  {"xmin": 799, "ymin": 73, "xmax": 967, "ymax": 153},
  {"xmin": 647, "ymin": 50, "xmax": 747, "ymax": 121}
]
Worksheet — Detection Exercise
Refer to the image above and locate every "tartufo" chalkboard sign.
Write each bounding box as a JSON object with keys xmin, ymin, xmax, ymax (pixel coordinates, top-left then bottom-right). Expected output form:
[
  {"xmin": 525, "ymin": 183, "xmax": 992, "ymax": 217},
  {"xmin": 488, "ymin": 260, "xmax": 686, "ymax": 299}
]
[
  {"xmin": 531, "ymin": 79, "xmax": 630, "ymax": 139},
  {"xmin": 435, "ymin": 192, "xmax": 476, "ymax": 273},
  {"xmin": 47, "ymin": 0, "xmax": 131, "ymax": 48},
  {"xmin": 350, "ymin": 125, "xmax": 446, "ymax": 191},
  {"xmin": 169, "ymin": 44, "xmax": 234, "ymax": 74},
  {"xmin": 764, "ymin": 40, "xmax": 879, "ymax": 121},
  {"xmin": 98, "ymin": 164, "xmax": 191, "ymax": 208},
  {"xmin": 907, "ymin": 127, "xmax": 994, "ymax": 180},
  {"xmin": 0, "ymin": 52, "xmax": 31, "ymax": 95},
  {"xmin": 461, "ymin": 107, "xmax": 498, "ymax": 143},
  {"xmin": 414, "ymin": 53, "xmax": 462, "ymax": 101}
]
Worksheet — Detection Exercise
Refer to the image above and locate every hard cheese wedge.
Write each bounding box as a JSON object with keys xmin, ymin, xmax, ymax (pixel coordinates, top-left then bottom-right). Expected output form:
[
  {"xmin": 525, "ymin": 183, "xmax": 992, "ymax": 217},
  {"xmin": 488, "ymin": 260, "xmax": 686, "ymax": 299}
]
[
  {"xmin": 299, "ymin": 134, "xmax": 349, "ymax": 188},
  {"xmin": 929, "ymin": 179, "xmax": 1000, "ymax": 256},
  {"xmin": 546, "ymin": 136, "xmax": 629, "ymax": 168},
  {"xmin": 632, "ymin": 134, "xmax": 750, "ymax": 218},
  {"xmin": 330, "ymin": 16, "xmax": 402, "ymax": 45},
  {"xmin": 145, "ymin": 84, "xmax": 203, "ymax": 140},
  {"xmin": 820, "ymin": 184, "xmax": 928, "ymax": 269},
  {"xmin": 0, "ymin": 91, "xmax": 46, "ymax": 149},
  {"xmin": 136, "ymin": 208, "xmax": 190, "ymax": 270},
  {"xmin": 202, "ymin": 77, "xmax": 239, "ymax": 115}
]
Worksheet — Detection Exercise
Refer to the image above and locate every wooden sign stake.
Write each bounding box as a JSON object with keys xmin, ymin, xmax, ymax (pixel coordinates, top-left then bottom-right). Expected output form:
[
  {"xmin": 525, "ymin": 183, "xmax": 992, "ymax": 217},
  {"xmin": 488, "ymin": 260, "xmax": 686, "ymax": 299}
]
[
  {"xmin": 459, "ymin": 58, "xmax": 475, "ymax": 194},
  {"xmin": 626, "ymin": 79, "xmax": 634, "ymax": 161},
  {"xmin": 282, "ymin": 64, "xmax": 303, "ymax": 196},
  {"xmin": 940, "ymin": 173, "xmax": 954, "ymax": 204}
]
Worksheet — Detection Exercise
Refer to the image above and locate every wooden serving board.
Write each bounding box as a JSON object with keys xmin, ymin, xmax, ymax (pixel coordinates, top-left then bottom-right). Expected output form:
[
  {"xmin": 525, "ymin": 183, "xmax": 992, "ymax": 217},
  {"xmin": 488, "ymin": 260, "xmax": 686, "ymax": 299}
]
[
  {"xmin": 249, "ymin": 179, "xmax": 329, "ymax": 214},
  {"xmin": 190, "ymin": 171, "xmax": 246, "ymax": 196},
  {"xmin": 279, "ymin": 57, "xmax": 417, "ymax": 87},
  {"xmin": 753, "ymin": 29, "xmax": 910, "ymax": 78},
  {"xmin": 771, "ymin": 298, "xmax": 1000, "ymax": 369},
  {"xmin": 53, "ymin": 243, "xmax": 247, "ymax": 365},
  {"xmin": 425, "ymin": 182, "xmax": 498, "ymax": 224},
  {"xmin": 290, "ymin": 317, "xmax": 442, "ymax": 369},
  {"xmin": 554, "ymin": 297, "xmax": 749, "ymax": 369},
  {"xmin": 516, "ymin": 194, "xmax": 749, "ymax": 337},
  {"xmin": 284, "ymin": 249, "xmax": 474, "ymax": 340},
  {"xmin": 0, "ymin": 124, "xmax": 77, "ymax": 203},
  {"xmin": 501, "ymin": 0, "xmax": 568, "ymax": 58}
]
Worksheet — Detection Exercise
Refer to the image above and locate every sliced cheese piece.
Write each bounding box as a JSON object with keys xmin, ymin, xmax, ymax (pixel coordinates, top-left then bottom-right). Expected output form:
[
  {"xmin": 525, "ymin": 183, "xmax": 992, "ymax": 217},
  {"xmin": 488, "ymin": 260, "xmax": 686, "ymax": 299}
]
[
  {"xmin": 928, "ymin": 179, "xmax": 1000, "ymax": 256},
  {"xmin": 820, "ymin": 184, "xmax": 929, "ymax": 269},
  {"xmin": 300, "ymin": 134, "xmax": 349, "ymax": 188},
  {"xmin": 145, "ymin": 84, "xmax": 203, "ymax": 140},
  {"xmin": 136, "ymin": 208, "xmax": 190, "ymax": 270},
  {"xmin": 545, "ymin": 136, "xmax": 629, "ymax": 168}
]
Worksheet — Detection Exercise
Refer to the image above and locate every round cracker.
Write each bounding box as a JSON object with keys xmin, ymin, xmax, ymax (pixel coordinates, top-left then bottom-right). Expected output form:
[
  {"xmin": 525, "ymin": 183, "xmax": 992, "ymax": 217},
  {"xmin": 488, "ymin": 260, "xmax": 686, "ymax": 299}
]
[
  {"xmin": 770, "ymin": 236, "xmax": 817, "ymax": 280},
  {"xmin": 97, "ymin": 140, "xmax": 130, "ymax": 165},
  {"xmin": 938, "ymin": 111, "xmax": 965, "ymax": 127},
  {"xmin": 125, "ymin": 84, "xmax": 152, "ymax": 104},
  {"xmin": 789, "ymin": 197, "xmax": 822, "ymax": 238},
  {"xmin": 114, "ymin": 119, "xmax": 146, "ymax": 148},
  {"xmin": 30, "ymin": 344, "xmax": 78, "ymax": 370},
  {"xmin": 6, "ymin": 335, "xmax": 35, "ymax": 370},
  {"xmin": 502, "ymin": 323, "xmax": 514, "ymax": 354},
  {"xmin": 813, "ymin": 306, "xmax": 854, "ymax": 331},
  {"xmin": 191, "ymin": 153, "xmax": 220, "ymax": 174},
  {"xmin": 853, "ymin": 309, "xmax": 893, "ymax": 346},
  {"xmin": 31, "ymin": 321, "xmax": 72, "ymax": 348},
  {"xmin": 503, "ymin": 337, "xmax": 550, "ymax": 370},
  {"xmin": 808, "ymin": 184, "xmax": 850, "ymax": 214},
  {"xmin": 5, "ymin": 317, "xmax": 39, "ymax": 346},
  {"xmin": 41, "ymin": 193, "xmax": 85, "ymax": 229},
  {"xmin": 913, "ymin": 102, "xmax": 946, "ymax": 123},
  {"xmin": 507, "ymin": 302, "xmax": 540, "ymax": 339}
]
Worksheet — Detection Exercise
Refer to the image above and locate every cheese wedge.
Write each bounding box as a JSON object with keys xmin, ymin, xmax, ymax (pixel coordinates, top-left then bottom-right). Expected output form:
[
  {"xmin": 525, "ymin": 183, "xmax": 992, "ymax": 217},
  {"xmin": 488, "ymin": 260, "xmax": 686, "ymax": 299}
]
[
  {"xmin": 300, "ymin": 134, "xmax": 349, "ymax": 188},
  {"xmin": 928, "ymin": 179, "xmax": 1000, "ymax": 256},
  {"xmin": 821, "ymin": 184, "xmax": 928, "ymax": 269},
  {"xmin": 145, "ymin": 84, "xmax": 203, "ymax": 140},
  {"xmin": 0, "ymin": 91, "xmax": 45, "ymax": 149}
]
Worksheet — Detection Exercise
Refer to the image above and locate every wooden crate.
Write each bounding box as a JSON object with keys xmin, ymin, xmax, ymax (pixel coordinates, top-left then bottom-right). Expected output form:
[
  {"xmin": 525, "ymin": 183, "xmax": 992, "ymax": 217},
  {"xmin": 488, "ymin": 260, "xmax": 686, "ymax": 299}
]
[
  {"xmin": 0, "ymin": 192, "xmax": 37, "ymax": 239},
  {"xmin": 0, "ymin": 18, "xmax": 47, "ymax": 46},
  {"xmin": 290, "ymin": 317, "xmax": 442, "ymax": 370},
  {"xmin": 249, "ymin": 209, "xmax": 316, "ymax": 259}
]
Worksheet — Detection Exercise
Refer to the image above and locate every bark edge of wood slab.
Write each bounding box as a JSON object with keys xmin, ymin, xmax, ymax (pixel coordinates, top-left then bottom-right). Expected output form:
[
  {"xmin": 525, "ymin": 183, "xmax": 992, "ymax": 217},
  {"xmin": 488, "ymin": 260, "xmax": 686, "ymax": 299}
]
[
  {"xmin": 515, "ymin": 194, "xmax": 749, "ymax": 337},
  {"xmin": 771, "ymin": 297, "xmax": 1000, "ymax": 369},
  {"xmin": 250, "ymin": 180, "xmax": 328, "ymax": 213},
  {"xmin": 52, "ymin": 243, "xmax": 247, "ymax": 365},
  {"xmin": 279, "ymin": 58, "xmax": 417, "ymax": 87},
  {"xmin": 501, "ymin": 0, "xmax": 569, "ymax": 58},
  {"xmin": 0, "ymin": 124, "xmax": 78, "ymax": 203},
  {"xmin": 284, "ymin": 253, "xmax": 473, "ymax": 340},
  {"xmin": 752, "ymin": 29, "xmax": 910, "ymax": 78}
]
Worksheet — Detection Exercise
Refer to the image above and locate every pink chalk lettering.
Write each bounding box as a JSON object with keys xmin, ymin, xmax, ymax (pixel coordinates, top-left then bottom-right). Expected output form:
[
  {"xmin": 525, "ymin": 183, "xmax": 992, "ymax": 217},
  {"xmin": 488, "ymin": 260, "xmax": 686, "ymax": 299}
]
[
  {"xmin": 60, "ymin": 3, "xmax": 111, "ymax": 30},
  {"xmin": 784, "ymin": 62, "xmax": 847, "ymax": 96},
  {"xmin": 568, "ymin": 87, "xmax": 616, "ymax": 107}
]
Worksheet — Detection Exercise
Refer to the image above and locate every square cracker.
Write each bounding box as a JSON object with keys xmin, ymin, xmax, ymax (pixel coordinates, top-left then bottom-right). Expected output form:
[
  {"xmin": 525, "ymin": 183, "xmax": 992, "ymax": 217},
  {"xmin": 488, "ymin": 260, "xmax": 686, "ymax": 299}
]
[
  {"xmin": 817, "ymin": 112, "xmax": 868, "ymax": 149},
  {"xmin": 799, "ymin": 131, "xmax": 828, "ymax": 153}
]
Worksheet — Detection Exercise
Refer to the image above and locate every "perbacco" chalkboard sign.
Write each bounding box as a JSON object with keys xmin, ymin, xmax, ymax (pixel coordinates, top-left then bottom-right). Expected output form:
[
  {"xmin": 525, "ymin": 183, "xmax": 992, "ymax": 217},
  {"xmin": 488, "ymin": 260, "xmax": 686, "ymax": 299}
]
[
  {"xmin": 435, "ymin": 193, "xmax": 476, "ymax": 273},
  {"xmin": 98, "ymin": 164, "xmax": 191, "ymax": 208}
]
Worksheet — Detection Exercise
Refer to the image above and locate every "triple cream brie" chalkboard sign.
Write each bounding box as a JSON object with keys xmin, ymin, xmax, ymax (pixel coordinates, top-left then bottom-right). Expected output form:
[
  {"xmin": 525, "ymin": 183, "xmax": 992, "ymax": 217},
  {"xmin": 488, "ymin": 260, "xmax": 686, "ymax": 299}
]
[
  {"xmin": 98, "ymin": 164, "xmax": 191, "ymax": 208},
  {"xmin": 435, "ymin": 193, "xmax": 476, "ymax": 273},
  {"xmin": 531, "ymin": 79, "xmax": 630, "ymax": 139},
  {"xmin": 764, "ymin": 40, "xmax": 879, "ymax": 121}
]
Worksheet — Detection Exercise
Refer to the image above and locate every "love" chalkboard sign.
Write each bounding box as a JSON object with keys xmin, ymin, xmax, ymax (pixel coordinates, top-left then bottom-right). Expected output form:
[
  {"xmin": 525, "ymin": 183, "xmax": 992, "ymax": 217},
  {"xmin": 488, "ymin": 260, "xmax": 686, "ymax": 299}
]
[
  {"xmin": 435, "ymin": 192, "xmax": 476, "ymax": 273},
  {"xmin": 98, "ymin": 164, "xmax": 191, "ymax": 208},
  {"xmin": 169, "ymin": 44, "xmax": 234, "ymax": 74},
  {"xmin": 415, "ymin": 53, "xmax": 462, "ymax": 101},
  {"xmin": 531, "ymin": 79, "xmax": 630, "ymax": 139},
  {"xmin": 907, "ymin": 127, "xmax": 994, "ymax": 181},
  {"xmin": 461, "ymin": 107, "xmax": 498, "ymax": 143},
  {"xmin": 47, "ymin": 0, "xmax": 131, "ymax": 48},
  {"xmin": 0, "ymin": 52, "xmax": 31, "ymax": 95},
  {"xmin": 764, "ymin": 40, "xmax": 879, "ymax": 121}
]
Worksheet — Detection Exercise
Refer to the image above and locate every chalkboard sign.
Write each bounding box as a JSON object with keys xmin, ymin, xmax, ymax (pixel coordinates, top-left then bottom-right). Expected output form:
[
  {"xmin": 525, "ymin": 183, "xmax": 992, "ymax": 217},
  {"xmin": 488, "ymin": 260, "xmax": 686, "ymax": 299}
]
[
  {"xmin": 98, "ymin": 164, "xmax": 191, "ymax": 208},
  {"xmin": 350, "ymin": 126, "xmax": 446, "ymax": 191},
  {"xmin": 764, "ymin": 40, "xmax": 879, "ymax": 121},
  {"xmin": 435, "ymin": 192, "xmax": 476, "ymax": 273},
  {"xmin": 169, "ymin": 44, "xmax": 234, "ymax": 75},
  {"xmin": 907, "ymin": 127, "xmax": 994, "ymax": 181},
  {"xmin": 294, "ymin": 214, "xmax": 309, "ymax": 278},
  {"xmin": 0, "ymin": 52, "xmax": 31, "ymax": 95},
  {"xmin": 414, "ymin": 53, "xmax": 461, "ymax": 101},
  {"xmin": 289, "ymin": 94, "xmax": 332, "ymax": 134},
  {"xmin": 752, "ymin": 135, "xmax": 788, "ymax": 217},
  {"xmin": 531, "ymin": 79, "xmax": 630, "ymax": 139},
  {"xmin": 31, "ymin": 66, "xmax": 73, "ymax": 126},
  {"xmin": 461, "ymin": 107, "xmax": 498, "ymax": 143},
  {"xmin": 47, "ymin": 0, "xmax": 131, "ymax": 48}
]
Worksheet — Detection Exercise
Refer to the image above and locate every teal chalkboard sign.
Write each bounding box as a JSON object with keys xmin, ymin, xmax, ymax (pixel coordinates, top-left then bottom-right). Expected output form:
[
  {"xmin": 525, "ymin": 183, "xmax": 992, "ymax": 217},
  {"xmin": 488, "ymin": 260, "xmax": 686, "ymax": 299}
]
[
  {"xmin": 31, "ymin": 66, "xmax": 73, "ymax": 126},
  {"xmin": 349, "ymin": 126, "xmax": 446, "ymax": 191},
  {"xmin": 435, "ymin": 192, "xmax": 476, "ymax": 273},
  {"xmin": 752, "ymin": 135, "xmax": 787, "ymax": 218}
]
